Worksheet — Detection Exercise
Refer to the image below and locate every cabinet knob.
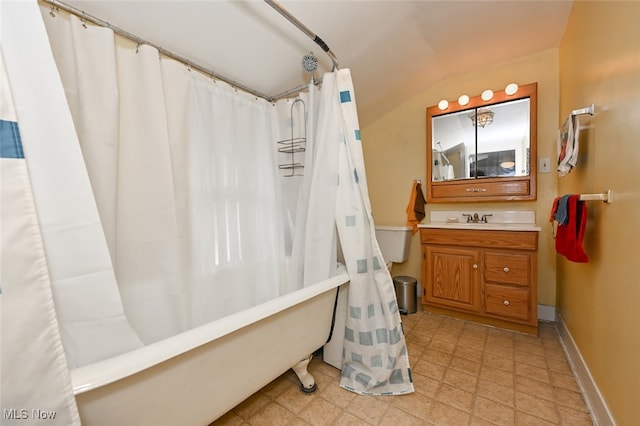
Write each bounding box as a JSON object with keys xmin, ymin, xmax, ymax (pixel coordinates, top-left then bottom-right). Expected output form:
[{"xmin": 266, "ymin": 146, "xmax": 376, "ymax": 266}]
[
  {"xmin": 503, "ymin": 300, "xmax": 510, "ymax": 306},
  {"xmin": 473, "ymin": 264, "xmax": 478, "ymax": 269},
  {"xmin": 503, "ymin": 267, "xmax": 510, "ymax": 273}
]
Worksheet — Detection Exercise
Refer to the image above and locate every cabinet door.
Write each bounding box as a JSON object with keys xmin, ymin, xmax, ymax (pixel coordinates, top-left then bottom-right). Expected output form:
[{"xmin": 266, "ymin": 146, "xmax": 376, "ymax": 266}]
[{"xmin": 424, "ymin": 246, "xmax": 480, "ymax": 312}]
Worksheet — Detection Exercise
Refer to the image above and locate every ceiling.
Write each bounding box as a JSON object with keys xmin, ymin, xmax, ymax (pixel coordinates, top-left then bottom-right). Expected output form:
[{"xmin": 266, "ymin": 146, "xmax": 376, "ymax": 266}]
[{"xmin": 62, "ymin": 0, "xmax": 573, "ymax": 126}]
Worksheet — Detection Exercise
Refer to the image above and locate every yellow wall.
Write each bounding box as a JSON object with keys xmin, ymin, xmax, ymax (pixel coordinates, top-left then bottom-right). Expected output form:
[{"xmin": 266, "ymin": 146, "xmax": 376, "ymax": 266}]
[
  {"xmin": 363, "ymin": 2, "xmax": 640, "ymax": 422},
  {"xmin": 362, "ymin": 49, "xmax": 560, "ymax": 306},
  {"xmin": 558, "ymin": 2, "xmax": 640, "ymax": 424}
]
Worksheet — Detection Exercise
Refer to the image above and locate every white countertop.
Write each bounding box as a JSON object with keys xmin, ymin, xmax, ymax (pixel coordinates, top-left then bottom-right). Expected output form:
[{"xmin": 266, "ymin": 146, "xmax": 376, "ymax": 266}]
[
  {"xmin": 418, "ymin": 222, "xmax": 541, "ymax": 232},
  {"xmin": 419, "ymin": 210, "xmax": 541, "ymax": 231}
]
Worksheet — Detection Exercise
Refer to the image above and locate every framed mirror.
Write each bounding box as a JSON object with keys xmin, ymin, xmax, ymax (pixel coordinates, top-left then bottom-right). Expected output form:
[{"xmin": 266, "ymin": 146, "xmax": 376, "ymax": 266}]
[{"xmin": 426, "ymin": 83, "xmax": 537, "ymax": 202}]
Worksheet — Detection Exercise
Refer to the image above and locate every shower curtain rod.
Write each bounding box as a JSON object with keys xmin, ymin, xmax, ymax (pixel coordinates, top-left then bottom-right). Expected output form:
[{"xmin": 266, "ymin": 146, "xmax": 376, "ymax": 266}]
[
  {"xmin": 40, "ymin": 0, "xmax": 272, "ymax": 100},
  {"xmin": 40, "ymin": 0, "xmax": 339, "ymax": 102},
  {"xmin": 263, "ymin": 0, "xmax": 339, "ymax": 71}
]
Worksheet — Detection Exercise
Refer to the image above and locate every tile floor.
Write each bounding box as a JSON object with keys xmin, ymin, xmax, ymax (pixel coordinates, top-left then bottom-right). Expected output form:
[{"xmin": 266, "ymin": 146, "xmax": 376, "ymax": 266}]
[{"xmin": 212, "ymin": 311, "xmax": 594, "ymax": 425}]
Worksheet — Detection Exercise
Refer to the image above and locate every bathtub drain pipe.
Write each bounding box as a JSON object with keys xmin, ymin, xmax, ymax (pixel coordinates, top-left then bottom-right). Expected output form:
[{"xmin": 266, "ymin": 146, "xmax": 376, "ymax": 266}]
[{"xmin": 324, "ymin": 287, "xmax": 341, "ymax": 345}]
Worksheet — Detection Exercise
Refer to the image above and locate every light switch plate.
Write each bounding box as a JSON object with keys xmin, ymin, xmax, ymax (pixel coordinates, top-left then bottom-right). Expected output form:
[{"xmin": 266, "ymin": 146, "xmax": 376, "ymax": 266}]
[{"xmin": 539, "ymin": 157, "xmax": 551, "ymax": 173}]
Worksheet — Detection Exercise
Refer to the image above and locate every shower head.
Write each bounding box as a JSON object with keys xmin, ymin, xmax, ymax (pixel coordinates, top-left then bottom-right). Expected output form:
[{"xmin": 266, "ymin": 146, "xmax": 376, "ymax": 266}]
[{"xmin": 301, "ymin": 52, "xmax": 318, "ymax": 73}]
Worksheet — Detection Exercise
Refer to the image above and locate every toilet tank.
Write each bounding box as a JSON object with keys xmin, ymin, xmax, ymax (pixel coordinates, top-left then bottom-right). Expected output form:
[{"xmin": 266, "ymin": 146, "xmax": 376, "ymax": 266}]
[{"xmin": 374, "ymin": 226, "xmax": 413, "ymax": 263}]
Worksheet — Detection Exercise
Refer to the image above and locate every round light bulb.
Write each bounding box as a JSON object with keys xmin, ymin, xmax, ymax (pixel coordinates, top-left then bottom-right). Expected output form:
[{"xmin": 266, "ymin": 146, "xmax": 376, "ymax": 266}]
[
  {"xmin": 458, "ymin": 95, "xmax": 469, "ymax": 106},
  {"xmin": 481, "ymin": 89, "xmax": 494, "ymax": 101},
  {"xmin": 438, "ymin": 99, "xmax": 449, "ymax": 110},
  {"xmin": 505, "ymin": 83, "xmax": 519, "ymax": 95}
]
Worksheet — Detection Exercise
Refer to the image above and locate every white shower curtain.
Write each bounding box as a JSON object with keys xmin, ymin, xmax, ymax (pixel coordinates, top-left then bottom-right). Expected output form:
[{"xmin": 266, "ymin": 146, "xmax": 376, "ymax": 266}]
[
  {"xmin": 0, "ymin": 51, "xmax": 81, "ymax": 426},
  {"xmin": 307, "ymin": 70, "xmax": 414, "ymax": 395},
  {"xmin": 3, "ymin": 2, "xmax": 144, "ymax": 373},
  {"xmin": 42, "ymin": 10, "xmax": 287, "ymax": 349},
  {"xmin": 271, "ymin": 85, "xmax": 334, "ymax": 293}
]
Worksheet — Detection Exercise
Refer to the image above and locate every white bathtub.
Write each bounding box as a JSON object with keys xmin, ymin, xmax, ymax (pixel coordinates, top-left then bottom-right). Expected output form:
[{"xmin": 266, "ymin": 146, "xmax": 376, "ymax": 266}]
[{"xmin": 71, "ymin": 271, "xmax": 350, "ymax": 425}]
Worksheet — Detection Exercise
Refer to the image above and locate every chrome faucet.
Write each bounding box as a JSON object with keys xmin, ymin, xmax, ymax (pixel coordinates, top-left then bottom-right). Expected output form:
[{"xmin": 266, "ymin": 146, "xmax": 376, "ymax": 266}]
[
  {"xmin": 462, "ymin": 213, "xmax": 480, "ymax": 223},
  {"xmin": 462, "ymin": 213, "xmax": 492, "ymax": 223}
]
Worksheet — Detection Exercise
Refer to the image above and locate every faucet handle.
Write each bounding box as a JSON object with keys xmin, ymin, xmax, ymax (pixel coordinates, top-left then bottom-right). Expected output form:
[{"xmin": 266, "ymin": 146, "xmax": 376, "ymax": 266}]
[
  {"xmin": 462, "ymin": 213, "xmax": 473, "ymax": 223},
  {"xmin": 481, "ymin": 214, "xmax": 493, "ymax": 223}
]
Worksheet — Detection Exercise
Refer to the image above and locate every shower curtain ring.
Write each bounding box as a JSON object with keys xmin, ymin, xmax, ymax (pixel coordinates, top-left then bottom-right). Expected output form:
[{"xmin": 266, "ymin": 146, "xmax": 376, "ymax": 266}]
[
  {"xmin": 135, "ymin": 43, "xmax": 140, "ymax": 54},
  {"xmin": 81, "ymin": 12, "xmax": 88, "ymax": 29}
]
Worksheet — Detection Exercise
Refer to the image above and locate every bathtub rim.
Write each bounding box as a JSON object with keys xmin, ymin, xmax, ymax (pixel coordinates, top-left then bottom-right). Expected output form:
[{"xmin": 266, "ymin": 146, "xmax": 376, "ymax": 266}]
[{"xmin": 71, "ymin": 271, "xmax": 350, "ymax": 395}]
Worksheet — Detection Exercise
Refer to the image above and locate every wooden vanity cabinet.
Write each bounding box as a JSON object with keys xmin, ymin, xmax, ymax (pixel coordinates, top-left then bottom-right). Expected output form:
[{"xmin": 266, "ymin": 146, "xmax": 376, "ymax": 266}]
[{"xmin": 420, "ymin": 228, "xmax": 538, "ymax": 334}]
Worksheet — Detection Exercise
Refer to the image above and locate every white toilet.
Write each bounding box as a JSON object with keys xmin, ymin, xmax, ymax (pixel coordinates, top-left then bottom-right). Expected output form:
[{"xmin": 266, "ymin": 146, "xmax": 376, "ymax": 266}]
[{"xmin": 374, "ymin": 226, "xmax": 413, "ymax": 272}]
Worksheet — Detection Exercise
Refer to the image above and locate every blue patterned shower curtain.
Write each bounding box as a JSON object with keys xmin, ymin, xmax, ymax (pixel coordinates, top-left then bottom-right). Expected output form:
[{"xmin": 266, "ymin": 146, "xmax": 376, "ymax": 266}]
[{"xmin": 314, "ymin": 70, "xmax": 414, "ymax": 395}]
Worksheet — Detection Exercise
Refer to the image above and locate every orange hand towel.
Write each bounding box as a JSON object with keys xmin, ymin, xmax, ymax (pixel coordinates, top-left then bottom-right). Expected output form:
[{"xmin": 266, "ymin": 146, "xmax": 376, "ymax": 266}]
[{"xmin": 406, "ymin": 181, "xmax": 426, "ymax": 234}]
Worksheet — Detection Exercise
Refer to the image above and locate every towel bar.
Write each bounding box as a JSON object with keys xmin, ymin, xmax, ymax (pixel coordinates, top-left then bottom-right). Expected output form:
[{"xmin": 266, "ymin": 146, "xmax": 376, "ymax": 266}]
[
  {"xmin": 571, "ymin": 104, "xmax": 595, "ymax": 117},
  {"xmin": 579, "ymin": 190, "xmax": 612, "ymax": 203}
]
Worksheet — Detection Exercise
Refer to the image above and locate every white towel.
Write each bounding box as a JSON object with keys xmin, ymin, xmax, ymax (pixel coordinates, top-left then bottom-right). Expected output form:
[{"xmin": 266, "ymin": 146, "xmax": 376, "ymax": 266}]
[{"xmin": 557, "ymin": 115, "xmax": 579, "ymax": 176}]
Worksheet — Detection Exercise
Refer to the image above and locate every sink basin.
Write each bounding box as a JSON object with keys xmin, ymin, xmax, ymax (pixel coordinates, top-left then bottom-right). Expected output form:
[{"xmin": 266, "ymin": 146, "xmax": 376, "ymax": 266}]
[{"xmin": 442, "ymin": 222, "xmax": 495, "ymax": 227}]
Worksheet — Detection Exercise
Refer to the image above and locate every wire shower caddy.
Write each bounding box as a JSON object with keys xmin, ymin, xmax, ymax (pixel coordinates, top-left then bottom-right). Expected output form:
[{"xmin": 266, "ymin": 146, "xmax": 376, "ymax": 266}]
[{"xmin": 277, "ymin": 98, "xmax": 306, "ymax": 177}]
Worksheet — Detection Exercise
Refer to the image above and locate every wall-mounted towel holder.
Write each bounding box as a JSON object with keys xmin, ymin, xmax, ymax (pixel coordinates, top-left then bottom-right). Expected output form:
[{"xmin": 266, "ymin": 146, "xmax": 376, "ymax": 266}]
[
  {"xmin": 579, "ymin": 189, "xmax": 612, "ymax": 203},
  {"xmin": 571, "ymin": 104, "xmax": 595, "ymax": 117}
]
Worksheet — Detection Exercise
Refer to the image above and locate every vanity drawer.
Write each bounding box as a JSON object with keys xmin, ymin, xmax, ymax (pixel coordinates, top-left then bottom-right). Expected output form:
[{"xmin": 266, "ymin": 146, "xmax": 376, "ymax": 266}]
[
  {"xmin": 484, "ymin": 284, "xmax": 530, "ymax": 322},
  {"xmin": 430, "ymin": 179, "xmax": 530, "ymax": 200},
  {"xmin": 484, "ymin": 252, "xmax": 531, "ymax": 286},
  {"xmin": 420, "ymin": 228, "xmax": 538, "ymax": 251}
]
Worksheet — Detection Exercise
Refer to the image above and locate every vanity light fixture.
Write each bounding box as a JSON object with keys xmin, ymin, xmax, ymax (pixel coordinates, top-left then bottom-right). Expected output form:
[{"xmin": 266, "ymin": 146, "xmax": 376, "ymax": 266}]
[
  {"xmin": 458, "ymin": 94, "xmax": 470, "ymax": 106},
  {"xmin": 505, "ymin": 83, "xmax": 519, "ymax": 96},
  {"xmin": 481, "ymin": 89, "xmax": 494, "ymax": 101},
  {"xmin": 438, "ymin": 99, "xmax": 449, "ymax": 110},
  {"xmin": 470, "ymin": 108, "xmax": 494, "ymax": 128}
]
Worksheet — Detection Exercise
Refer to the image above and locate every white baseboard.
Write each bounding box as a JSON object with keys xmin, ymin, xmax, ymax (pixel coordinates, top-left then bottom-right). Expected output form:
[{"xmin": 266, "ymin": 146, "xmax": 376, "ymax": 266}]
[
  {"xmin": 537, "ymin": 304, "xmax": 556, "ymax": 322},
  {"xmin": 556, "ymin": 313, "xmax": 616, "ymax": 426}
]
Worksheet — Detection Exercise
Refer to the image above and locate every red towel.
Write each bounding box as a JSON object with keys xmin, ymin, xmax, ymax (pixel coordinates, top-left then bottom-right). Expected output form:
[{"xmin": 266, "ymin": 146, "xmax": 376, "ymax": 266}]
[
  {"xmin": 406, "ymin": 181, "xmax": 426, "ymax": 234},
  {"xmin": 555, "ymin": 194, "xmax": 589, "ymax": 263}
]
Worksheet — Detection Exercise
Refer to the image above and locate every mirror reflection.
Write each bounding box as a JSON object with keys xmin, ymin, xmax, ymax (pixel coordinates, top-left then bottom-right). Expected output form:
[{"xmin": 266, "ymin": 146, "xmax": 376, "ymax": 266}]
[{"xmin": 431, "ymin": 98, "xmax": 530, "ymax": 181}]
